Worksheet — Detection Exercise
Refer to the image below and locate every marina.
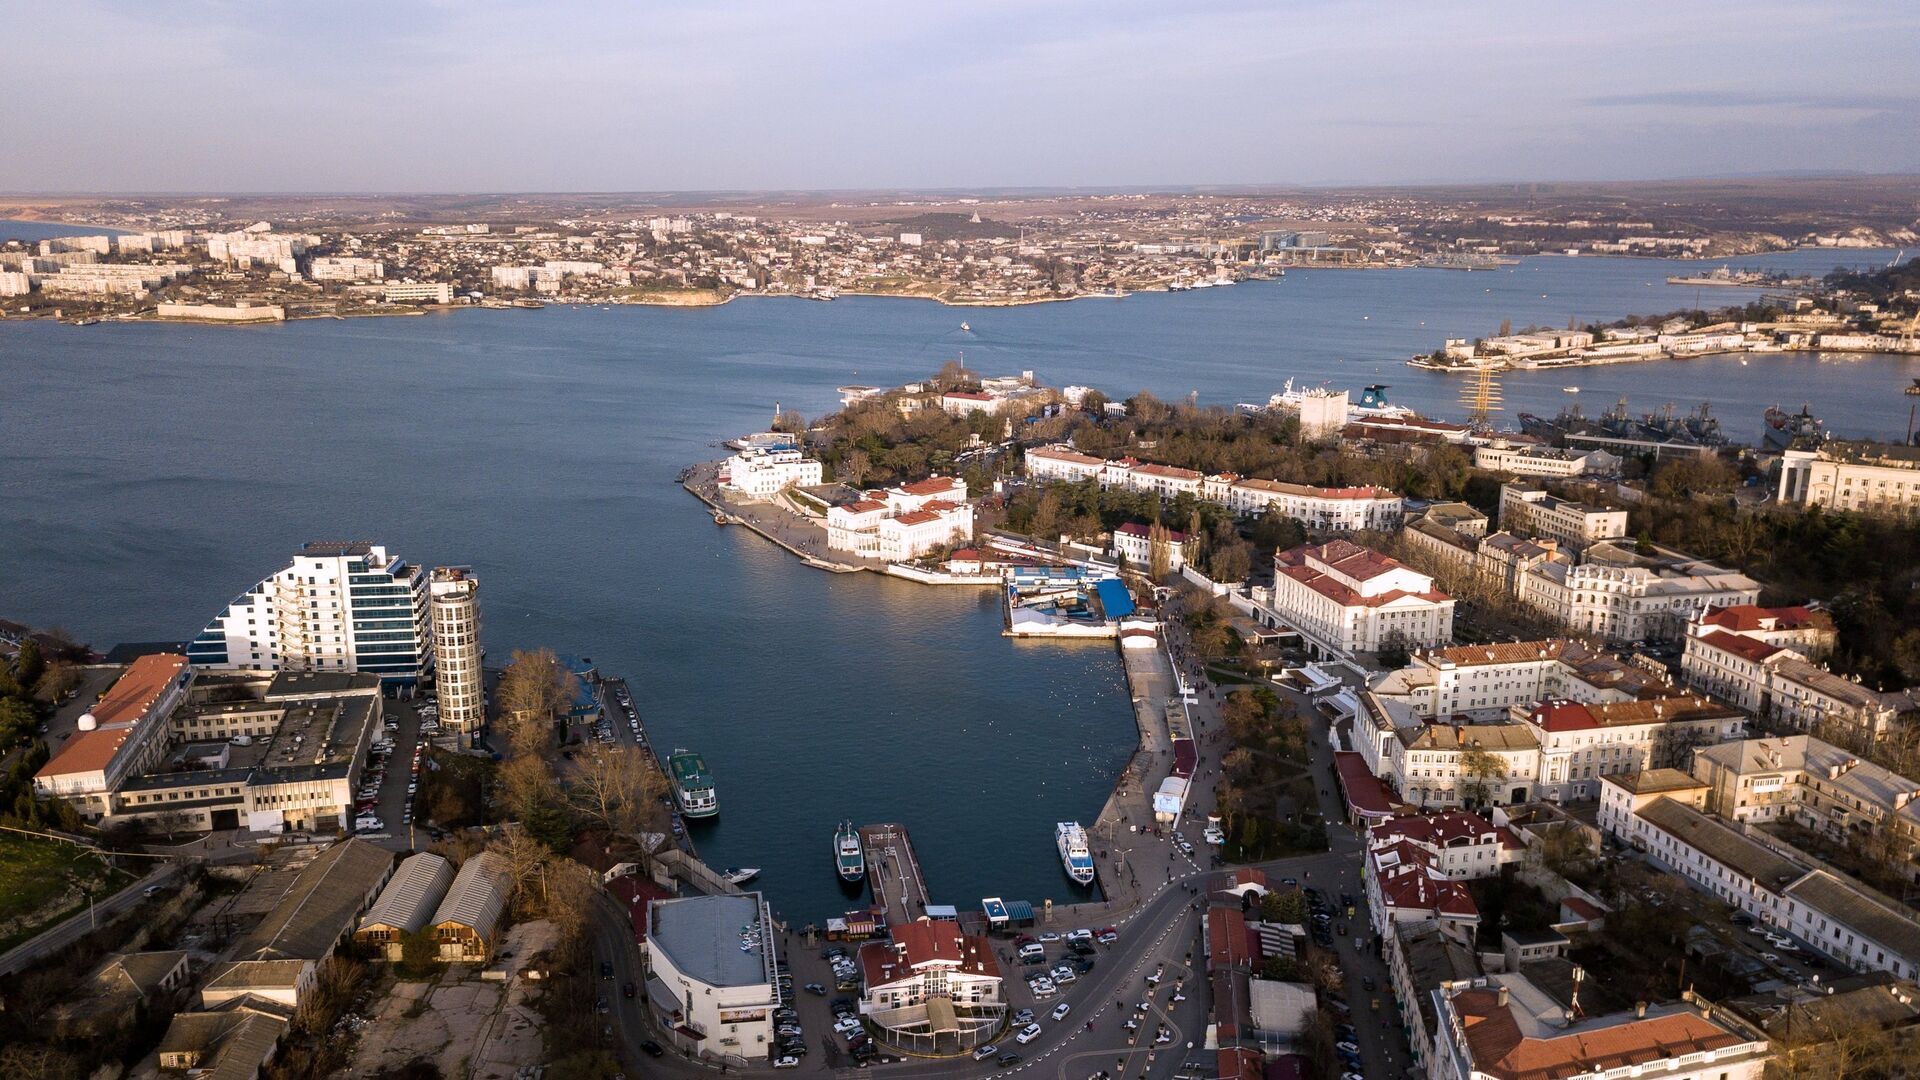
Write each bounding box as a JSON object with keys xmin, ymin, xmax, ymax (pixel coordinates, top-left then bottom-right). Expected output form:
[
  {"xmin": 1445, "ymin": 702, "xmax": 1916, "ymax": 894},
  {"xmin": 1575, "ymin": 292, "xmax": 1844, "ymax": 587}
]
[{"xmin": 6, "ymin": 246, "xmax": 1915, "ymax": 924}]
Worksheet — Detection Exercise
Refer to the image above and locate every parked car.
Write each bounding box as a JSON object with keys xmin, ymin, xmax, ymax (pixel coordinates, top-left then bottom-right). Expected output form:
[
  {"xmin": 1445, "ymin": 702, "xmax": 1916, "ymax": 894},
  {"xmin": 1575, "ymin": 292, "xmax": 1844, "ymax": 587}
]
[
  {"xmin": 772, "ymin": 1057, "xmax": 800, "ymax": 1069},
  {"xmin": 641, "ymin": 1040, "xmax": 664, "ymax": 1057}
]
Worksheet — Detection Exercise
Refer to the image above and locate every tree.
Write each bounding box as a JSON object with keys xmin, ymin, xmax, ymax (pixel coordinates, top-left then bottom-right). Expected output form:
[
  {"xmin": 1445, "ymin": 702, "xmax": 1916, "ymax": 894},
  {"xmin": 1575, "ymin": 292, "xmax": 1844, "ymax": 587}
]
[
  {"xmin": 1457, "ymin": 748, "xmax": 1508, "ymax": 808},
  {"xmin": 1207, "ymin": 539, "xmax": 1252, "ymax": 585},
  {"xmin": 1260, "ymin": 887, "xmax": 1308, "ymax": 925},
  {"xmin": 1650, "ymin": 724, "xmax": 1714, "ymax": 770},
  {"xmin": 570, "ymin": 744, "xmax": 667, "ymax": 837},
  {"xmin": 11, "ymin": 638, "xmax": 44, "ymax": 688},
  {"xmin": 1894, "ymin": 628, "xmax": 1920, "ymax": 684},
  {"xmin": 840, "ymin": 447, "xmax": 873, "ymax": 488},
  {"xmin": 498, "ymin": 754, "xmax": 560, "ymax": 824},
  {"xmin": 496, "ymin": 649, "xmax": 576, "ymax": 758}
]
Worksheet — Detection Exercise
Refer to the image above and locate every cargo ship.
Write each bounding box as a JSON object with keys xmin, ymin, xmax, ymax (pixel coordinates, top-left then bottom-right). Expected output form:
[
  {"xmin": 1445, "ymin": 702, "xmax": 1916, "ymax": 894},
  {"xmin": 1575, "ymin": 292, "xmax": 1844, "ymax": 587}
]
[
  {"xmin": 668, "ymin": 749, "xmax": 718, "ymax": 818},
  {"xmin": 835, "ymin": 821, "xmax": 865, "ymax": 882},
  {"xmin": 1056, "ymin": 822, "xmax": 1096, "ymax": 885}
]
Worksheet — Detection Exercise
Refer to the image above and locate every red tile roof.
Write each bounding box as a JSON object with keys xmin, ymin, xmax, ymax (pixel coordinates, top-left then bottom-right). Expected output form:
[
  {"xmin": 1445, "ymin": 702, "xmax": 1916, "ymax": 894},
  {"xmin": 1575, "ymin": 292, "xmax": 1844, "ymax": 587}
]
[
  {"xmin": 1373, "ymin": 810, "xmax": 1521, "ymax": 851},
  {"xmin": 1132, "ymin": 463, "xmax": 1202, "ymax": 480},
  {"xmin": 1699, "ymin": 604, "xmax": 1822, "ymax": 632},
  {"xmin": 38, "ymin": 654, "xmax": 187, "ymax": 780},
  {"xmin": 1450, "ymin": 988, "xmax": 1746, "ymax": 1080},
  {"xmin": 898, "ymin": 476, "xmax": 961, "ymax": 496},
  {"xmin": 1694, "ymin": 629, "xmax": 1784, "ymax": 664},
  {"xmin": 859, "ymin": 920, "xmax": 1001, "ymax": 987},
  {"xmin": 1524, "ymin": 694, "xmax": 1738, "ymax": 732},
  {"xmin": 1218, "ymin": 1047, "xmax": 1264, "ymax": 1080},
  {"xmin": 1377, "ymin": 863, "xmax": 1478, "ymax": 919},
  {"xmin": 1207, "ymin": 906, "xmax": 1251, "ymax": 969},
  {"xmin": 1115, "ymin": 522, "xmax": 1187, "ymax": 541},
  {"xmin": 1335, "ymin": 751, "xmax": 1396, "ymax": 818}
]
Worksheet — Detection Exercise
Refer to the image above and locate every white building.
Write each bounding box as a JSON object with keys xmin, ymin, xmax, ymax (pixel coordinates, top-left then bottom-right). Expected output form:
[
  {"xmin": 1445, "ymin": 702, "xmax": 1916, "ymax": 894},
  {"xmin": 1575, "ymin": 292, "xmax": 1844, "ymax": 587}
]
[
  {"xmin": 643, "ymin": 893, "xmax": 779, "ymax": 1066},
  {"xmin": 1211, "ymin": 477, "xmax": 1402, "ymax": 531},
  {"xmin": 1515, "ymin": 695, "xmax": 1744, "ymax": 803},
  {"xmin": 1497, "ymin": 484, "xmax": 1628, "ymax": 553},
  {"xmin": 1474, "ymin": 440, "xmax": 1621, "ymax": 478},
  {"xmin": 1386, "ymin": 722, "xmax": 1540, "ymax": 810},
  {"xmin": 1430, "ymin": 976, "xmax": 1769, "ymax": 1080},
  {"xmin": 490, "ymin": 265, "xmax": 537, "ymax": 290},
  {"xmin": 0, "ymin": 270, "xmax": 34, "ymax": 295},
  {"xmin": 1778, "ymin": 441, "xmax": 1920, "ymax": 518},
  {"xmin": 1259, "ymin": 540, "xmax": 1454, "ymax": 659},
  {"xmin": 1368, "ymin": 810, "xmax": 1525, "ymax": 881},
  {"xmin": 857, "ymin": 918, "xmax": 1005, "ymax": 1054},
  {"xmin": 429, "ymin": 567, "xmax": 483, "ymax": 733},
  {"xmin": 33, "ymin": 654, "xmax": 193, "ymax": 816},
  {"xmin": 1110, "ymin": 521, "xmax": 1186, "ymax": 571},
  {"xmin": 825, "ymin": 476, "xmax": 973, "ymax": 561},
  {"xmin": 1369, "ymin": 638, "xmax": 1667, "ymax": 720},
  {"xmin": 719, "ymin": 448, "xmax": 823, "ymax": 499},
  {"xmin": 379, "ymin": 282, "xmax": 454, "ymax": 304},
  {"xmin": 1025, "ymin": 444, "xmax": 1108, "ymax": 484},
  {"xmin": 1517, "ymin": 539, "xmax": 1761, "ymax": 643},
  {"xmin": 308, "ymin": 257, "xmax": 385, "ymax": 282},
  {"xmin": 187, "ymin": 541, "xmax": 433, "ymax": 687}
]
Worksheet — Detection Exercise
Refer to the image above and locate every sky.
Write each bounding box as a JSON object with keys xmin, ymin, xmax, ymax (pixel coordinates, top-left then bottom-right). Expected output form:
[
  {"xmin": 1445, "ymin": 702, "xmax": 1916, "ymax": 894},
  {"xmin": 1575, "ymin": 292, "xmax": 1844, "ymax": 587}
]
[{"xmin": 5, "ymin": 0, "xmax": 1919, "ymax": 192}]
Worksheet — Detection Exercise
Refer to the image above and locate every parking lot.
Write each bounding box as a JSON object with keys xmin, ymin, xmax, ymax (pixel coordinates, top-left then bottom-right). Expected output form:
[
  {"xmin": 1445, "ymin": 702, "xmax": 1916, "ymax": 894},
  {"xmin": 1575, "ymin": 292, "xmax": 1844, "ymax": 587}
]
[{"xmin": 356, "ymin": 693, "xmax": 436, "ymax": 847}]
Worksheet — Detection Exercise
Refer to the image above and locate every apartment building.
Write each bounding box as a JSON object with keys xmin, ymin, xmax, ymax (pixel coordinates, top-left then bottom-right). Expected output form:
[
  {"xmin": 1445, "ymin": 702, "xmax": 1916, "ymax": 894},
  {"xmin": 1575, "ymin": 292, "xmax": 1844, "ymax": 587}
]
[
  {"xmin": 1025, "ymin": 442, "xmax": 1403, "ymax": 529},
  {"xmin": 1516, "ymin": 695, "xmax": 1744, "ymax": 803},
  {"xmin": 1681, "ymin": 608, "xmax": 1897, "ymax": 739},
  {"xmin": 1370, "ymin": 638, "xmax": 1666, "ymax": 720},
  {"xmin": 1692, "ymin": 735, "xmax": 1920, "ymax": 874},
  {"xmin": 1778, "ymin": 441, "xmax": 1920, "ymax": 517},
  {"xmin": 1474, "ymin": 440, "xmax": 1622, "ymax": 478},
  {"xmin": 1497, "ymin": 483, "xmax": 1629, "ymax": 553},
  {"xmin": 308, "ymin": 256, "xmax": 384, "ymax": 282},
  {"xmin": 428, "ymin": 567, "xmax": 483, "ymax": 732},
  {"xmin": 1429, "ymin": 976, "xmax": 1769, "ymax": 1080},
  {"xmin": 187, "ymin": 541, "xmax": 433, "ymax": 686},
  {"xmin": 1387, "ymin": 722, "xmax": 1540, "ymax": 810},
  {"xmin": 1518, "ymin": 539, "xmax": 1761, "ymax": 643}
]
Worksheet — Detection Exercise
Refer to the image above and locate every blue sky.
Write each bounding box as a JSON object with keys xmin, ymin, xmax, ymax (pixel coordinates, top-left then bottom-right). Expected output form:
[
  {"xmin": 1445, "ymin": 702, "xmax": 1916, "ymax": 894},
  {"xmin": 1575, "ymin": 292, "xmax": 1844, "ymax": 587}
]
[{"xmin": 6, "ymin": 0, "xmax": 1918, "ymax": 192}]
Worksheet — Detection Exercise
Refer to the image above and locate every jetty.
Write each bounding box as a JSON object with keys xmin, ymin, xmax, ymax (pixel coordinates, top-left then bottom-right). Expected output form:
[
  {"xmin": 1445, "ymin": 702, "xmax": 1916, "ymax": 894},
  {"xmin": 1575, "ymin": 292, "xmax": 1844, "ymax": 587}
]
[{"xmin": 859, "ymin": 822, "xmax": 932, "ymax": 929}]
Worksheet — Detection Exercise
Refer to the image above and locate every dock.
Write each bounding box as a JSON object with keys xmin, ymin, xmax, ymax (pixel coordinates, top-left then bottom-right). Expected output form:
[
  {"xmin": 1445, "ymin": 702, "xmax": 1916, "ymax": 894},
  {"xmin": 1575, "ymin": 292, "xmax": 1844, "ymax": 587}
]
[{"xmin": 859, "ymin": 822, "xmax": 932, "ymax": 929}]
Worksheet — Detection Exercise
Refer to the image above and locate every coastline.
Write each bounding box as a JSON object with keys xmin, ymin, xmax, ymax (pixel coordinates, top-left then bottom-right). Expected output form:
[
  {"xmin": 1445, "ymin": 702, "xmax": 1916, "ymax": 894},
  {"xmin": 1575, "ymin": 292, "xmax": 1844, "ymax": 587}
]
[
  {"xmin": 684, "ymin": 455, "xmax": 1175, "ymax": 921},
  {"xmin": 1409, "ymin": 342, "xmax": 1919, "ymax": 374}
]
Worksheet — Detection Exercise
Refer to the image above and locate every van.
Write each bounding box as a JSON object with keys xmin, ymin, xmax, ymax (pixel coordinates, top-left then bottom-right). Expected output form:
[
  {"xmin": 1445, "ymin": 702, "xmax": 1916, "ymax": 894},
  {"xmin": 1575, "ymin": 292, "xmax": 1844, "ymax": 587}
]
[
  {"xmin": 230, "ymin": 735, "xmax": 253, "ymax": 747},
  {"xmin": 1017, "ymin": 943, "xmax": 1046, "ymax": 962}
]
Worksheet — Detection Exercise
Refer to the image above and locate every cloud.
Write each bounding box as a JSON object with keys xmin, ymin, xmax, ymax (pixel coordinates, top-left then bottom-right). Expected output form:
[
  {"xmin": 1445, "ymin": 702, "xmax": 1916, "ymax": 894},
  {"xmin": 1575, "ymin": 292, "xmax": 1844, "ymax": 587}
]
[{"xmin": 1583, "ymin": 90, "xmax": 1920, "ymax": 111}]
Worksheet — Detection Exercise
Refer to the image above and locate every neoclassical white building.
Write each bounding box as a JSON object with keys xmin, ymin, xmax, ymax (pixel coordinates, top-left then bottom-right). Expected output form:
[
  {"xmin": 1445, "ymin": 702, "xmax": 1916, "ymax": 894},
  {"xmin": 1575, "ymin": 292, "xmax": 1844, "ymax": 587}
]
[
  {"xmin": 1257, "ymin": 540, "xmax": 1454, "ymax": 659},
  {"xmin": 825, "ymin": 476, "xmax": 974, "ymax": 561},
  {"xmin": 719, "ymin": 448, "xmax": 823, "ymax": 498}
]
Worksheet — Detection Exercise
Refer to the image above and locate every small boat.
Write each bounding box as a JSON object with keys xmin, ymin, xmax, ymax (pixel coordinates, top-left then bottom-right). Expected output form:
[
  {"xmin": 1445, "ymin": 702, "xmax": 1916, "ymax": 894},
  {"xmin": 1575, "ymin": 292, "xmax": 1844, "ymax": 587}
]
[
  {"xmin": 959, "ymin": 321, "xmax": 971, "ymax": 332},
  {"xmin": 835, "ymin": 821, "xmax": 865, "ymax": 882},
  {"xmin": 722, "ymin": 867, "xmax": 760, "ymax": 886},
  {"xmin": 1562, "ymin": 386, "xmax": 1580, "ymax": 393},
  {"xmin": 1906, "ymin": 378, "xmax": 1920, "ymax": 396},
  {"xmin": 1056, "ymin": 822, "xmax": 1096, "ymax": 885}
]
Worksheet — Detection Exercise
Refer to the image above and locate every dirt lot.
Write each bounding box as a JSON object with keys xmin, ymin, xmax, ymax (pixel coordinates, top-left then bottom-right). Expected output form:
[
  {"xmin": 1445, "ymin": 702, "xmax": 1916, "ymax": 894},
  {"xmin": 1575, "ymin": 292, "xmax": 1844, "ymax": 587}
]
[{"xmin": 341, "ymin": 921, "xmax": 556, "ymax": 1080}]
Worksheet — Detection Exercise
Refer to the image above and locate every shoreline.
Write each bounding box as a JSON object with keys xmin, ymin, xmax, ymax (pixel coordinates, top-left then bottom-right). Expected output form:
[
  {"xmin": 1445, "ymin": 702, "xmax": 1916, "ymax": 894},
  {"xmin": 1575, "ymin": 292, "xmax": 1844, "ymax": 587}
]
[
  {"xmin": 1409, "ymin": 342, "xmax": 1920, "ymax": 375},
  {"xmin": 683, "ymin": 458, "xmax": 1175, "ymax": 922}
]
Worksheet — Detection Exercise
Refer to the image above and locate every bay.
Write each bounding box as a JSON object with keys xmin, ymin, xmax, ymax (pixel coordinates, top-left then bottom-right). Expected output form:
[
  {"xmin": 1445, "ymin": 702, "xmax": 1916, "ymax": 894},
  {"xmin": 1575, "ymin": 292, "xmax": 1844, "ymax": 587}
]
[{"xmin": 0, "ymin": 246, "xmax": 1914, "ymax": 922}]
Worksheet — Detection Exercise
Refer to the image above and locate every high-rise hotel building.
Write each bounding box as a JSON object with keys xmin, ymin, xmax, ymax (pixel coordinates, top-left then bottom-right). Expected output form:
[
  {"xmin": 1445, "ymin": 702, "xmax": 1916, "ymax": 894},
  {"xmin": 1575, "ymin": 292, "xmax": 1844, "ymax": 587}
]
[
  {"xmin": 429, "ymin": 567, "xmax": 483, "ymax": 731},
  {"xmin": 187, "ymin": 541, "xmax": 432, "ymax": 686}
]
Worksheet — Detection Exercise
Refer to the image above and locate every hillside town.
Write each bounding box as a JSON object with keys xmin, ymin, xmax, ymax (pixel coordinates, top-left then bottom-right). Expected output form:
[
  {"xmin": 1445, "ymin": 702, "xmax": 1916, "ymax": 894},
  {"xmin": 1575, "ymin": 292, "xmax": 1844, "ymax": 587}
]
[{"xmin": 5, "ymin": 180, "xmax": 1917, "ymax": 323}]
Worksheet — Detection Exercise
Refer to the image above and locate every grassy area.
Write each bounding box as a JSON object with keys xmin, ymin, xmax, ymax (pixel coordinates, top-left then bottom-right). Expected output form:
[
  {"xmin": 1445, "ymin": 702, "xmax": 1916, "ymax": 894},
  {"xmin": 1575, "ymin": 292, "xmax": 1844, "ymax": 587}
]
[{"xmin": 0, "ymin": 832, "xmax": 132, "ymax": 952}]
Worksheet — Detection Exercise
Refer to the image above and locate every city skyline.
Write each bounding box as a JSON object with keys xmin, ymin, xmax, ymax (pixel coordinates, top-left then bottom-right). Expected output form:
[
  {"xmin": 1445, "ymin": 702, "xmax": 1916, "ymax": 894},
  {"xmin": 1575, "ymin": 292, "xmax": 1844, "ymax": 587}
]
[{"xmin": 7, "ymin": 0, "xmax": 1919, "ymax": 193}]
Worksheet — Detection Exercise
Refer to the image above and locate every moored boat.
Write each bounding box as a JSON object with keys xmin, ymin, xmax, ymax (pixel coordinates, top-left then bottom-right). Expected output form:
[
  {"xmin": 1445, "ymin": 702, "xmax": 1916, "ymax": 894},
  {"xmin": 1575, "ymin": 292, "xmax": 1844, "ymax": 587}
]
[
  {"xmin": 722, "ymin": 867, "xmax": 760, "ymax": 886},
  {"xmin": 668, "ymin": 748, "xmax": 718, "ymax": 818},
  {"xmin": 835, "ymin": 821, "xmax": 865, "ymax": 882},
  {"xmin": 1056, "ymin": 822, "xmax": 1096, "ymax": 885}
]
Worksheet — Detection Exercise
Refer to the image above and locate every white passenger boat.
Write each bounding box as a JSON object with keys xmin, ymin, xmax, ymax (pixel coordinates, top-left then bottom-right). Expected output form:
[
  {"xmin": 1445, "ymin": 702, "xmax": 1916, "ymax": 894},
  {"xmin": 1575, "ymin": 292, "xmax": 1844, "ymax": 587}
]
[{"xmin": 1056, "ymin": 822, "xmax": 1096, "ymax": 885}]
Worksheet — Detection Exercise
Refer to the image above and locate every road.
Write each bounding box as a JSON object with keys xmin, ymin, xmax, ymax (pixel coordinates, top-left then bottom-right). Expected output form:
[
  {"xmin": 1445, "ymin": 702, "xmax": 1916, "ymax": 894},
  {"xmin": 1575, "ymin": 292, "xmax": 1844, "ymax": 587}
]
[
  {"xmin": 0, "ymin": 862, "xmax": 178, "ymax": 976},
  {"xmin": 583, "ymin": 587, "xmax": 1413, "ymax": 1079}
]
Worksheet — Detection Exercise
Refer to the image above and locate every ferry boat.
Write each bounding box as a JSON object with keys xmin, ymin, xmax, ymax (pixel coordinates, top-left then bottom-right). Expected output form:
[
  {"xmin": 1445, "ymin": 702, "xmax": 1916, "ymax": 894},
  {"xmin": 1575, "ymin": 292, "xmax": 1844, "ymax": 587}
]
[
  {"xmin": 1351, "ymin": 384, "xmax": 1416, "ymax": 420},
  {"xmin": 1056, "ymin": 822, "xmax": 1096, "ymax": 885},
  {"xmin": 835, "ymin": 821, "xmax": 865, "ymax": 882},
  {"xmin": 668, "ymin": 749, "xmax": 718, "ymax": 818}
]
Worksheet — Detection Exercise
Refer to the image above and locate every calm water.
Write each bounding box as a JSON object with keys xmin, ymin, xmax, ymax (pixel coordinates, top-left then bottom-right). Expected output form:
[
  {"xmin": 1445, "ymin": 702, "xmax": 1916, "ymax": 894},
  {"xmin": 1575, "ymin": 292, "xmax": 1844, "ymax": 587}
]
[
  {"xmin": 0, "ymin": 218, "xmax": 131, "ymax": 243},
  {"xmin": 1, "ymin": 247, "xmax": 1914, "ymax": 920}
]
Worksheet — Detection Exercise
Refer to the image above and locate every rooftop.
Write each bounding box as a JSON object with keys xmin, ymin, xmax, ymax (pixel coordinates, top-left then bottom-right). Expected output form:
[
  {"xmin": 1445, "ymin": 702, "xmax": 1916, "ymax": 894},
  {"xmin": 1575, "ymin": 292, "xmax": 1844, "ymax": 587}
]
[
  {"xmin": 37, "ymin": 653, "xmax": 188, "ymax": 780},
  {"xmin": 1785, "ymin": 871, "xmax": 1920, "ymax": 962},
  {"xmin": 1599, "ymin": 768, "xmax": 1707, "ymax": 796},
  {"xmin": 1635, "ymin": 797, "xmax": 1805, "ymax": 889},
  {"xmin": 649, "ymin": 892, "xmax": 771, "ymax": 989},
  {"xmin": 1448, "ymin": 984, "xmax": 1752, "ymax": 1080},
  {"xmin": 430, "ymin": 852, "xmax": 510, "ymax": 937},
  {"xmin": 232, "ymin": 839, "xmax": 394, "ymax": 961}
]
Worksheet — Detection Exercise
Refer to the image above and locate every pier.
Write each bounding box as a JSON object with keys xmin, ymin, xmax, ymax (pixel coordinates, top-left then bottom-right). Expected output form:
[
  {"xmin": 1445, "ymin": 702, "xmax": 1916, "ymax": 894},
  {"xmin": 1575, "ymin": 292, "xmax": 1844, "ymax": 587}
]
[{"xmin": 859, "ymin": 822, "xmax": 932, "ymax": 929}]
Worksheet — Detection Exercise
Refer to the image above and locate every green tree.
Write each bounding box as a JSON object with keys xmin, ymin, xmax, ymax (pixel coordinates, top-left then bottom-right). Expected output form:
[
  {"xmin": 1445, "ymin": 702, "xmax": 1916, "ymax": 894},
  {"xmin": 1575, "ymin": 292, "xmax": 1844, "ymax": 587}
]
[{"xmin": 1458, "ymin": 748, "xmax": 1509, "ymax": 808}]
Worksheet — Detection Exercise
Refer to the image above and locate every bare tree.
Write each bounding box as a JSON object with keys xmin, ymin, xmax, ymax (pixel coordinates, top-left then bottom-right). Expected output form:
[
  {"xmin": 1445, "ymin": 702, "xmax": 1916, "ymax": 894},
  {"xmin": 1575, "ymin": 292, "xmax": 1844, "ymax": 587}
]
[
  {"xmin": 496, "ymin": 648, "xmax": 577, "ymax": 758},
  {"xmin": 498, "ymin": 754, "xmax": 560, "ymax": 824},
  {"xmin": 1458, "ymin": 748, "xmax": 1509, "ymax": 808},
  {"xmin": 570, "ymin": 745, "xmax": 667, "ymax": 837}
]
